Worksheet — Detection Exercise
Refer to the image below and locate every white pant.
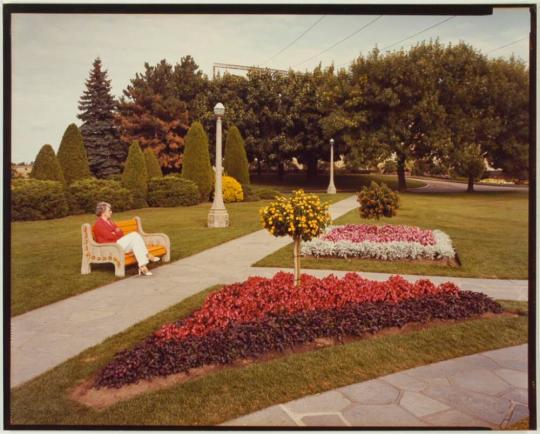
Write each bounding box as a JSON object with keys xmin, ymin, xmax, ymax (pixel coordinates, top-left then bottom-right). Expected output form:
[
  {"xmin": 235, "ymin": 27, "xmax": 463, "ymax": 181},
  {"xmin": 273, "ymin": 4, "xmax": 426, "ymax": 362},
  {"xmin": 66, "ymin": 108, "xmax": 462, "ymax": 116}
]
[{"xmin": 117, "ymin": 232, "xmax": 149, "ymax": 267}]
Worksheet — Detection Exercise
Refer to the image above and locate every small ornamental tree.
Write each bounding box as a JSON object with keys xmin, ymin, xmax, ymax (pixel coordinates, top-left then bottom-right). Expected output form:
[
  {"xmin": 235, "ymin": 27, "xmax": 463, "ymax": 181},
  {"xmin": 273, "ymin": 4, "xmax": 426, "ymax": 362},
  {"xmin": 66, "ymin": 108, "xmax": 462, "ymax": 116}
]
[
  {"xmin": 122, "ymin": 141, "xmax": 149, "ymax": 208},
  {"xmin": 30, "ymin": 144, "xmax": 65, "ymax": 185},
  {"xmin": 182, "ymin": 122, "xmax": 213, "ymax": 201},
  {"xmin": 357, "ymin": 182, "xmax": 400, "ymax": 219},
  {"xmin": 452, "ymin": 144, "xmax": 486, "ymax": 193},
  {"xmin": 144, "ymin": 148, "xmax": 163, "ymax": 179},
  {"xmin": 260, "ymin": 189, "xmax": 331, "ymax": 286},
  {"xmin": 224, "ymin": 125, "xmax": 250, "ymax": 185},
  {"xmin": 57, "ymin": 123, "xmax": 92, "ymax": 184}
]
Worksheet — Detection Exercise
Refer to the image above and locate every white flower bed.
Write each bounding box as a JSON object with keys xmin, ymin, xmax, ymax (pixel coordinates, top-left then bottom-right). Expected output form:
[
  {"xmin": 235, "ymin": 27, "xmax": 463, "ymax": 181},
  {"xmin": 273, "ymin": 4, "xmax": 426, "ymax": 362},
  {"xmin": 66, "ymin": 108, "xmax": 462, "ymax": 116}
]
[{"xmin": 301, "ymin": 225, "xmax": 456, "ymax": 261}]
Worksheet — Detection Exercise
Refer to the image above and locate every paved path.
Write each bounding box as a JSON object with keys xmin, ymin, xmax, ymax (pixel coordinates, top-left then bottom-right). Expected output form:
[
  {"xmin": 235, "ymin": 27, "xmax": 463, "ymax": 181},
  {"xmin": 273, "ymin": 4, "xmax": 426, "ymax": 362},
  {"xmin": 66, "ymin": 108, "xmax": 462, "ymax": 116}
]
[
  {"xmin": 11, "ymin": 194, "xmax": 528, "ymax": 395},
  {"xmin": 408, "ymin": 177, "xmax": 529, "ymax": 194},
  {"xmin": 223, "ymin": 345, "xmax": 529, "ymax": 428}
]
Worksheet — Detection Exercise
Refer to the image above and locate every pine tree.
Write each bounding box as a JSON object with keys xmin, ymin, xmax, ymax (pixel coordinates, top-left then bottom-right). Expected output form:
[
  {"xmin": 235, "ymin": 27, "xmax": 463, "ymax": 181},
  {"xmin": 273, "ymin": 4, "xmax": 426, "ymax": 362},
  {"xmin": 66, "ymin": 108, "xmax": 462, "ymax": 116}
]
[
  {"xmin": 182, "ymin": 122, "xmax": 213, "ymax": 201},
  {"xmin": 144, "ymin": 148, "xmax": 163, "ymax": 179},
  {"xmin": 30, "ymin": 144, "xmax": 66, "ymax": 185},
  {"xmin": 78, "ymin": 58, "xmax": 126, "ymax": 178},
  {"xmin": 224, "ymin": 125, "xmax": 250, "ymax": 185},
  {"xmin": 122, "ymin": 141, "xmax": 149, "ymax": 208},
  {"xmin": 57, "ymin": 123, "xmax": 92, "ymax": 184}
]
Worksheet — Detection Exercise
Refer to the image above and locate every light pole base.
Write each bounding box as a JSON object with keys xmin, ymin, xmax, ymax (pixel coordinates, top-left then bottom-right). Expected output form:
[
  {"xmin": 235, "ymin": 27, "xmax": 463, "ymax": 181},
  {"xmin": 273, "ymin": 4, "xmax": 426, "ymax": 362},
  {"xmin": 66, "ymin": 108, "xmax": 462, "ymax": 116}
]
[
  {"xmin": 208, "ymin": 208, "xmax": 229, "ymax": 228},
  {"xmin": 327, "ymin": 184, "xmax": 337, "ymax": 194}
]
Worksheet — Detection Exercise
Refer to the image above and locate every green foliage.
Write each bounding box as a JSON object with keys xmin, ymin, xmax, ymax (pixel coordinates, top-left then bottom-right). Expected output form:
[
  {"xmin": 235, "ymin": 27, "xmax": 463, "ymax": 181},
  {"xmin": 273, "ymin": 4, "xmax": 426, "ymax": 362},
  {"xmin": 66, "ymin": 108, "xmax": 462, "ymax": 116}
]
[
  {"xmin": 11, "ymin": 179, "xmax": 69, "ymax": 221},
  {"xmin": 67, "ymin": 178, "xmax": 133, "ymax": 214},
  {"xmin": 357, "ymin": 181, "xmax": 400, "ymax": 219},
  {"xmin": 253, "ymin": 187, "xmax": 282, "ymax": 200},
  {"xmin": 224, "ymin": 125, "xmax": 250, "ymax": 185},
  {"xmin": 147, "ymin": 176, "xmax": 199, "ymax": 207},
  {"xmin": 222, "ymin": 175, "xmax": 244, "ymax": 203},
  {"xmin": 30, "ymin": 144, "xmax": 65, "ymax": 185},
  {"xmin": 57, "ymin": 123, "xmax": 92, "ymax": 185},
  {"xmin": 241, "ymin": 183, "xmax": 260, "ymax": 202},
  {"xmin": 382, "ymin": 160, "xmax": 397, "ymax": 174},
  {"xmin": 144, "ymin": 148, "xmax": 163, "ymax": 179},
  {"xmin": 181, "ymin": 122, "xmax": 213, "ymax": 201},
  {"xmin": 122, "ymin": 141, "xmax": 149, "ymax": 208}
]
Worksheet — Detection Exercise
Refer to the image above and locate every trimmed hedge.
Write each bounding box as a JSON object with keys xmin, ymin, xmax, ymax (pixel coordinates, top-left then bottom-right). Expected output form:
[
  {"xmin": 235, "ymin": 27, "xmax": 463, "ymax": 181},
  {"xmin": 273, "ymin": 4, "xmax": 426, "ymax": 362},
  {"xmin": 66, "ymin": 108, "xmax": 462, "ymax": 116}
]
[
  {"xmin": 224, "ymin": 125, "xmax": 250, "ymax": 185},
  {"xmin": 122, "ymin": 142, "xmax": 149, "ymax": 208},
  {"xmin": 147, "ymin": 176, "xmax": 199, "ymax": 207},
  {"xmin": 30, "ymin": 144, "xmax": 65, "ymax": 185},
  {"xmin": 357, "ymin": 181, "xmax": 400, "ymax": 220},
  {"xmin": 182, "ymin": 122, "xmax": 213, "ymax": 202},
  {"xmin": 241, "ymin": 183, "xmax": 260, "ymax": 202},
  {"xmin": 144, "ymin": 148, "xmax": 163, "ymax": 179},
  {"xmin": 253, "ymin": 187, "xmax": 282, "ymax": 200},
  {"xmin": 56, "ymin": 123, "xmax": 92, "ymax": 185},
  {"xmin": 11, "ymin": 179, "xmax": 69, "ymax": 221},
  {"xmin": 67, "ymin": 178, "xmax": 134, "ymax": 214}
]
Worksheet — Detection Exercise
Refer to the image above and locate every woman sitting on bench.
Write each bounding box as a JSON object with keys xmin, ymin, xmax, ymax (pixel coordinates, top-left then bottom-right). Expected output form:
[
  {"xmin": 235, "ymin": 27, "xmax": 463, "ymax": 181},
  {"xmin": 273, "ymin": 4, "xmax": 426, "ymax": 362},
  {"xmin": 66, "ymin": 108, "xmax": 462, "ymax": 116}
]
[{"xmin": 93, "ymin": 201, "xmax": 160, "ymax": 276}]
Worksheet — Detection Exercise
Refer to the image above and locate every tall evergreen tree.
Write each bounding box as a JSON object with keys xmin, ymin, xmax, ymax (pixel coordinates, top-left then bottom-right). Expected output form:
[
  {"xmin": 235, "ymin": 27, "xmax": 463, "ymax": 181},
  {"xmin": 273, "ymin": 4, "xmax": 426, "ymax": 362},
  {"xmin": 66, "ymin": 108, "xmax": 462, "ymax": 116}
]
[
  {"xmin": 57, "ymin": 123, "xmax": 92, "ymax": 184},
  {"xmin": 30, "ymin": 144, "xmax": 66, "ymax": 185},
  {"xmin": 224, "ymin": 125, "xmax": 250, "ymax": 184},
  {"xmin": 78, "ymin": 58, "xmax": 126, "ymax": 178},
  {"xmin": 144, "ymin": 148, "xmax": 163, "ymax": 179},
  {"xmin": 182, "ymin": 122, "xmax": 213, "ymax": 201},
  {"xmin": 122, "ymin": 141, "xmax": 149, "ymax": 208}
]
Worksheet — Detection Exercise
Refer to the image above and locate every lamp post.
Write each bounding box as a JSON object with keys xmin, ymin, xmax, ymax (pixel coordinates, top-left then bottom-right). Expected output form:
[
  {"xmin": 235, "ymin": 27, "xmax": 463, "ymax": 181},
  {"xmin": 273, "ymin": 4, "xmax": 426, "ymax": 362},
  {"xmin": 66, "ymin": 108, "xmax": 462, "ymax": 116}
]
[
  {"xmin": 208, "ymin": 102, "xmax": 229, "ymax": 228},
  {"xmin": 327, "ymin": 138, "xmax": 336, "ymax": 194}
]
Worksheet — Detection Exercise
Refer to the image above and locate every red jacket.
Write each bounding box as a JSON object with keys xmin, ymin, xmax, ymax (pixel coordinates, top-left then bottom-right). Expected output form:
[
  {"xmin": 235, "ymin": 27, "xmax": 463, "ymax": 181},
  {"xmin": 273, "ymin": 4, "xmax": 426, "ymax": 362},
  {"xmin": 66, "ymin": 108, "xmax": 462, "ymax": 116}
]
[{"xmin": 93, "ymin": 218, "xmax": 124, "ymax": 243}]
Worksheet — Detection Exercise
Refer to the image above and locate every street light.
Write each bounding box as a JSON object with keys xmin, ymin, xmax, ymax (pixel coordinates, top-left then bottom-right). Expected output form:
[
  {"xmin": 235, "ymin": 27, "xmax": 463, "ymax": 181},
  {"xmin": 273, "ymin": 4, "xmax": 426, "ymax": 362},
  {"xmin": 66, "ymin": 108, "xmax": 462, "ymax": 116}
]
[
  {"xmin": 327, "ymin": 138, "xmax": 336, "ymax": 194},
  {"xmin": 208, "ymin": 102, "xmax": 229, "ymax": 228}
]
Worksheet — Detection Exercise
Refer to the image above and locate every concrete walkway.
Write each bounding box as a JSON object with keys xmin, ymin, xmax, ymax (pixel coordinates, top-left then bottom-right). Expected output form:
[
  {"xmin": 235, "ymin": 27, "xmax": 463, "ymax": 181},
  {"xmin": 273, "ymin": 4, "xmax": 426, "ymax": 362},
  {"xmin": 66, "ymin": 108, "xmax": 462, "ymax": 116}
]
[
  {"xmin": 11, "ymin": 194, "xmax": 528, "ymax": 390},
  {"xmin": 223, "ymin": 345, "xmax": 529, "ymax": 428}
]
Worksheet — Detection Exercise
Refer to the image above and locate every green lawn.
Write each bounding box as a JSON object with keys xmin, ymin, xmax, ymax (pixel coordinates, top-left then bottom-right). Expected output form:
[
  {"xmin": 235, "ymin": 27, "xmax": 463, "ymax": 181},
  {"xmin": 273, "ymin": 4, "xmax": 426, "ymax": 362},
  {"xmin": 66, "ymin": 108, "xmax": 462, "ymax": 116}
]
[
  {"xmin": 255, "ymin": 191, "xmax": 529, "ymax": 279},
  {"xmin": 251, "ymin": 172, "xmax": 426, "ymax": 192},
  {"xmin": 9, "ymin": 283, "xmax": 528, "ymax": 427},
  {"xmin": 11, "ymin": 194, "xmax": 349, "ymax": 317}
]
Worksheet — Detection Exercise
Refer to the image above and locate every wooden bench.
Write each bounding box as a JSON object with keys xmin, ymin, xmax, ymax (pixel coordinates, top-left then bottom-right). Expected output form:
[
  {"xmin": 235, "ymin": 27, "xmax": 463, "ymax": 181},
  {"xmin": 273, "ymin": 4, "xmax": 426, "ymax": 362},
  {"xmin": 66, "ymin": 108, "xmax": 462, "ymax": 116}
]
[{"xmin": 81, "ymin": 216, "xmax": 171, "ymax": 277}]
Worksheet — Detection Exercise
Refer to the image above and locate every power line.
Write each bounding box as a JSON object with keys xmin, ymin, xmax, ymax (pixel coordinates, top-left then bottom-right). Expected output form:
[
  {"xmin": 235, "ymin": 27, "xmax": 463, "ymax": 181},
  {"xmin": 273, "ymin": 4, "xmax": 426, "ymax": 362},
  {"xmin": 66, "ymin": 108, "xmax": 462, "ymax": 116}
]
[
  {"xmin": 292, "ymin": 15, "xmax": 383, "ymax": 68},
  {"xmin": 380, "ymin": 16, "xmax": 456, "ymax": 51},
  {"xmin": 261, "ymin": 15, "xmax": 326, "ymax": 66},
  {"xmin": 486, "ymin": 36, "xmax": 528, "ymax": 54}
]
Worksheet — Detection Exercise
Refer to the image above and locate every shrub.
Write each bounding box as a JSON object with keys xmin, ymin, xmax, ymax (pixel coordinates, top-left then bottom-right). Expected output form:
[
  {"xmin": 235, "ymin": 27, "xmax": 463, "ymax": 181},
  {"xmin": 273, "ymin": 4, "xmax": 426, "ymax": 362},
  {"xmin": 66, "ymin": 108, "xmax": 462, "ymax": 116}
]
[
  {"xmin": 147, "ymin": 176, "xmax": 199, "ymax": 207},
  {"xmin": 182, "ymin": 122, "xmax": 213, "ymax": 202},
  {"xmin": 224, "ymin": 125, "xmax": 250, "ymax": 185},
  {"xmin": 241, "ymin": 183, "xmax": 260, "ymax": 202},
  {"xmin": 11, "ymin": 179, "xmax": 69, "ymax": 220},
  {"xmin": 67, "ymin": 178, "xmax": 133, "ymax": 214},
  {"xmin": 222, "ymin": 175, "xmax": 243, "ymax": 203},
  {"xmin": 382, "ymin": 160, "xmax": 397, "ymax": 174},
  {"xmin": 30, "ymin": 144, "xmax": 65, "ymax": 185},
  {"xmin": 56, "ymin": 123, "xmax": 92, "ymax": 185},
  {"xmin": 144, "ymin": 148, "xmax": 163, "ymax": 179},
  {"xmin": 122, "ymin": 141, "xmax": 148, "ymax": 208},
  {"xmin": 357, "ymin": 181, "xmax": 400, "ymax": 220},
  {"xmin": 253, "ymin": 187, "xmax": 281, "ymax": 200}
]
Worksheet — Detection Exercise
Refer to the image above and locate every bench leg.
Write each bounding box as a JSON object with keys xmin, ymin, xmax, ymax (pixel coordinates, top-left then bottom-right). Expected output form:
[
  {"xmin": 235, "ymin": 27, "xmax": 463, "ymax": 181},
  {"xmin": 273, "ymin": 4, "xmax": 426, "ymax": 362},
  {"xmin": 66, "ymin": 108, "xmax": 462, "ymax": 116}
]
[
  {"xmin": 81, "ymin": 257, "xmax": 91, "ymax": 275},
  {"xmin": 114, "ymin": 263, "xmax": 125, "ymax": 278}
]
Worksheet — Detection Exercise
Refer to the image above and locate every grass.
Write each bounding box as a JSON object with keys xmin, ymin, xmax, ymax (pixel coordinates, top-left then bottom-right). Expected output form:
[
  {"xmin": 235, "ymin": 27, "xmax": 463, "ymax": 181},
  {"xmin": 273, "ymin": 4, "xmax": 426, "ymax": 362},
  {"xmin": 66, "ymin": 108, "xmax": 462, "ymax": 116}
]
[
  {"xmin": 10, "ymin": 194, "xmax": 349, "ymax": 317},
  {"xmin": 251, "ymin": 172, "xmax": 426, "ymax": 192},
  {"xmin": 9, "ymin": 282, "xmax": 528, "ymax": 427},
  {"xmin": 255, "ymin": 191, "xmax": 529, "ymax": 280}
]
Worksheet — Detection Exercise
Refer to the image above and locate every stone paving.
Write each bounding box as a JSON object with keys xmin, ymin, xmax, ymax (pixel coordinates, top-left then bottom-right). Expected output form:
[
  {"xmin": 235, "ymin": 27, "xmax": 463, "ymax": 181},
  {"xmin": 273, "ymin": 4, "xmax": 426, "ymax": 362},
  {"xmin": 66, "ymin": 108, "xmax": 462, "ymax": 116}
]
[
  {"xmin": 223, "ymin": 344, "xmax": 529, "ymax": 428},
  {"xmin": 11, "ymin": 194, "xmax": 528, "ymax": 388}
]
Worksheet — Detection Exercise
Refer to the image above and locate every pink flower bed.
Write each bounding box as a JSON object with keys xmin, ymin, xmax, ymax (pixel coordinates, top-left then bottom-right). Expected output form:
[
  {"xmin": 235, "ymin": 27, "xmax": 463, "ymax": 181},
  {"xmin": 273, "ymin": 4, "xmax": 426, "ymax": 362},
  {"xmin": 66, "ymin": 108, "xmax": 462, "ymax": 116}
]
[{"xmin": 322, "ymin": 224, "xmax": 436, "ymax": 246}]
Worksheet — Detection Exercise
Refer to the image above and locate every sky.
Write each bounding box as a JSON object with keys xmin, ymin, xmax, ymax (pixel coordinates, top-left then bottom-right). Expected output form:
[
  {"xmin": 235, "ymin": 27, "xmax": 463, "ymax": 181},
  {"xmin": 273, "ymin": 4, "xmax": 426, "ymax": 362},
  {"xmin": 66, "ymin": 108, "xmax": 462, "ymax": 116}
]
[{"xmin": 9, "ymin": 5, "xmax": 531, "ymax": 164}]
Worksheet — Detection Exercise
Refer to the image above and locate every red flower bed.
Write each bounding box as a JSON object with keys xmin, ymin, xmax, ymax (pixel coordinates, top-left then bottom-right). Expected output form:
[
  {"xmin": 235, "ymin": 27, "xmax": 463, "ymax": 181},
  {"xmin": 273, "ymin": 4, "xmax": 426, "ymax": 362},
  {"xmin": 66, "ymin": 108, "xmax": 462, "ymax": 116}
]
[
  {"xmin": 323, "ymin": 224, "xmax": 436, "ymax": 245},
  {"xmin": 155, "ymin": 272, "xmax": 459, "ymax": 341}
]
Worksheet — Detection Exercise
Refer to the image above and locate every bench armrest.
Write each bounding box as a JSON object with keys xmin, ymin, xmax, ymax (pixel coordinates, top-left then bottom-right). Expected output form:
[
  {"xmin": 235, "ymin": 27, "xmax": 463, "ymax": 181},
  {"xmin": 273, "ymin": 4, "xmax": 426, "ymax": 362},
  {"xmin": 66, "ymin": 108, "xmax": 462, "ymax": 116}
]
[{"xmin": 134, "ymin": 216, "xmax": 171, "ymax": 261}]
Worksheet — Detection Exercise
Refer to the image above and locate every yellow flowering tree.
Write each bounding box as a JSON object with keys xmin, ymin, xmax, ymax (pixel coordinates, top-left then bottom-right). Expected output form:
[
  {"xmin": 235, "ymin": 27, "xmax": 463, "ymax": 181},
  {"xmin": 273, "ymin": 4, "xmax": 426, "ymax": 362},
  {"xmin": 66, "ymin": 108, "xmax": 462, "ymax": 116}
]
[{"xmin": 260, "ymin": 189, "xmax": 331, "ymax": 286}]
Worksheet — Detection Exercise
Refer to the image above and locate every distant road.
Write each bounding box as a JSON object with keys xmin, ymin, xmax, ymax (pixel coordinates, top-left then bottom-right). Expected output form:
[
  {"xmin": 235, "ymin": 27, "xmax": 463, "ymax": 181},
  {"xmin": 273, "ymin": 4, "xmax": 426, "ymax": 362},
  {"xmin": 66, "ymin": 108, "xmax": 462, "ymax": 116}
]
[{"xmin": 408, "ymin": 177, "xmax": 529, "ymax": 193}]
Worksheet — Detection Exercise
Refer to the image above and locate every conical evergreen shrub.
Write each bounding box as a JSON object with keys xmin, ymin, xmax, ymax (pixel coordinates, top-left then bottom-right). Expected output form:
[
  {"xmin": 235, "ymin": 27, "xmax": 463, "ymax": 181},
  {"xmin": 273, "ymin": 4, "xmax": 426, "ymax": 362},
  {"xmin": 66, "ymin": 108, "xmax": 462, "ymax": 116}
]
[
  {"xmin": 144, "ymin": 148, "xmax": 163, "ymax": 179},
  {"xmin": 224, "ymin": 125, "xmax": 250, "ymax": 185},
  {"xmin": 182, "ymin": 122, "xmax": 213, "ymax": 201},
  {"xmin": 122, "ymin": 141, "xmax": 149, "ymax": 208},
  {"xmin": 57, "ymin": 123, "xmax": 92, "ymax": 184},
  {"xmin": 30, "ymin": 144, "xmax": 66, "ymax": 185}
]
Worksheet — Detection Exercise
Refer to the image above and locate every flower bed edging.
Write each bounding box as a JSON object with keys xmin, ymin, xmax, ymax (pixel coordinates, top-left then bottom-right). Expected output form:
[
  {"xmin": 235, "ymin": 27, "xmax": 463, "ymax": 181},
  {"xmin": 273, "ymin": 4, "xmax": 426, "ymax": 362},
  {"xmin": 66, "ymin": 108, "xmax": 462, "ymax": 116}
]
[{"xmin": 301, "ymin": 225, "xmax": 456, "ymax": 261}]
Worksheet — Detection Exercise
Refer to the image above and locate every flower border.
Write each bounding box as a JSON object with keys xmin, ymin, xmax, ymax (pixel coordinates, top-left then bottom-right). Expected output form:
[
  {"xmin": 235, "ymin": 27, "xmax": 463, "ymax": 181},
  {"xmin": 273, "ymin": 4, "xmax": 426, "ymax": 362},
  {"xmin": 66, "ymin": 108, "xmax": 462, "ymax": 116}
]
[{"xmin": 301, "ymin": 225, "xmax": 456, "ymax": 261}]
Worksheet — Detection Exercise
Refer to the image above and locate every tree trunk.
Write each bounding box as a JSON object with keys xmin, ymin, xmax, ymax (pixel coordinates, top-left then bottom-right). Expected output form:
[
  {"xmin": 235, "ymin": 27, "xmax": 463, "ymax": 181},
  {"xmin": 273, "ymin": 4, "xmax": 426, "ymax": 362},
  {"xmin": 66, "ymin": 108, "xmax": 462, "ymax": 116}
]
[
  {"xmin": 467, "ymin": 174, "xmax": 475, "ymax": 193},
  {"xmin": 278, "ymin": 161, "xmax": 285, "ymax": 180},
  {"xmin": 397, "ymin": 155, "xmax": 407, "ymax": 192},
  {"xmin": 306, "ymin": 156, "xmax": 318, "ymax": 180},
  {"xmin": 293, "ymin": 236, "xmax": 301, "ymax": 286}
]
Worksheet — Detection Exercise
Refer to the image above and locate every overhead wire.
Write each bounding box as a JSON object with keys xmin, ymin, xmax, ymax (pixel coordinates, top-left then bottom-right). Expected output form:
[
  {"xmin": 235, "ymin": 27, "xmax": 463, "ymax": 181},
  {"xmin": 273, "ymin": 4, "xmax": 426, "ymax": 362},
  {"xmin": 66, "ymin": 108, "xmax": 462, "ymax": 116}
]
[
  {"xmin": 486, "ymin": 36, "xmax": 528, "ymax": 54},
  {"xmin": 261, "ymin": 15, "xmax": 326, "ymax": 66},
  {"xmin": 292, "ymin": 15, "xmax": 383, "ymax": 68}
]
